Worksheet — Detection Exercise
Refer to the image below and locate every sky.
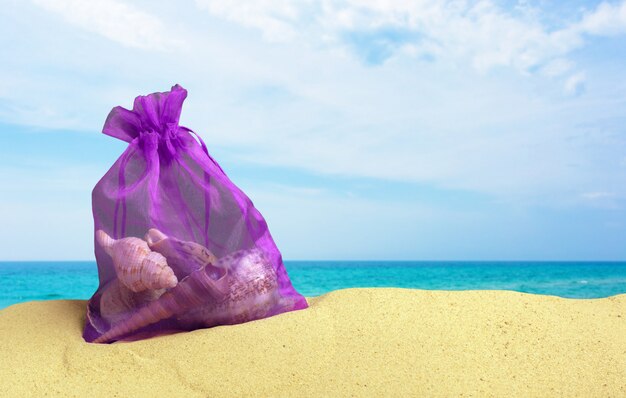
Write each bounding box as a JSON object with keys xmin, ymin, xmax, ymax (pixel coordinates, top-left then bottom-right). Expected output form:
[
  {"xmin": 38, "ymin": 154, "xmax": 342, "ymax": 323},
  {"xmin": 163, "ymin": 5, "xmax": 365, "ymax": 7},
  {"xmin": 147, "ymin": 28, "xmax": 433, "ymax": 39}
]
[{"xmin": 1, "ymin": 0, "xmax": 625, "ymax": 261}]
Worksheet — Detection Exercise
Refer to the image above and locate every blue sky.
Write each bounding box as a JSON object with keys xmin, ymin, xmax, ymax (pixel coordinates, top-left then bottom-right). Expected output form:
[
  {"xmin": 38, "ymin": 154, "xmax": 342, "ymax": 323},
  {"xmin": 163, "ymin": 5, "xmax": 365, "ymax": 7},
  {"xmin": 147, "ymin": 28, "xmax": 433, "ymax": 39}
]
[{"xmin": 1, "ymin": 0, "xmax": 625, "ymax": 260}]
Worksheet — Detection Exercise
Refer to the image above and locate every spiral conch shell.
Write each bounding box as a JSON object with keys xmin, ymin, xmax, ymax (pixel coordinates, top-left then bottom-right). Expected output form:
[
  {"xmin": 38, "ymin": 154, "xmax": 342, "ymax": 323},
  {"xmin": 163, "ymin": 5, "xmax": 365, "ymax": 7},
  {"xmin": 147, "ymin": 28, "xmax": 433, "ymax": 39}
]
[
  {"xmin": 95, "ymin": 230, "xmax": 178, "ymax": 293},
  {"xmin": 179, "ymin": 248, "xmax": 281, "ymax": 328},
  {"xmin": 144, "ymin": 228, "xmax": 218, "ymax": 280}
]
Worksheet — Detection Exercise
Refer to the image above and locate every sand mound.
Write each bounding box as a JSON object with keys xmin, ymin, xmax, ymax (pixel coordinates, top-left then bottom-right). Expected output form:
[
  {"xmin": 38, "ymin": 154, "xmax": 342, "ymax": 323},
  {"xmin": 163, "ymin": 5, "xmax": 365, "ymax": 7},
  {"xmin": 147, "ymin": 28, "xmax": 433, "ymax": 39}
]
[{"xmin": 0, "ymin": 288, "xmax": 624, "ymax": 397}]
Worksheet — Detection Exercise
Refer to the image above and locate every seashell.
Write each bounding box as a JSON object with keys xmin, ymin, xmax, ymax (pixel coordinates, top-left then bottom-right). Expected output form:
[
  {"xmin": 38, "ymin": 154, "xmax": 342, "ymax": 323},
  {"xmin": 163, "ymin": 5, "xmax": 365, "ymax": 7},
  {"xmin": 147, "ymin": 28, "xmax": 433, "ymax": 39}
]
[
  {"xmin": 99, "ymin": 279, "xmax": 165, "ymax": 324},
  {"xmin": 144, "ymin": 228, "xmax": 218, "ymax": 280},
  {"xmin": 95, "ymin": 230, "xmax": 178, "ymax": 293},
  {"xmin": 178, "ymin": 248, "xmax": 281, "ymax": 328},
  {"xmin": 92, "ymin": 258, "xmax": 230, "ymax": 343},
  {"xmin": 91, "ymin": 248, "xmax": 280, "ymax": 343}
]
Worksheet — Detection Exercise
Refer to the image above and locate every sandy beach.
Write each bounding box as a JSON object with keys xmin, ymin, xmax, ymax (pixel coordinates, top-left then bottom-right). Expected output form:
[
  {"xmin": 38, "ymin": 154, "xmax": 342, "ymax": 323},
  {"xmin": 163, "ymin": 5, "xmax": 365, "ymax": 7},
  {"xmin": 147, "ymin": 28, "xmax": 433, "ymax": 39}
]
[{"xmin": 0, "ymin": 288, "xmax": 624, "ymax": 397}]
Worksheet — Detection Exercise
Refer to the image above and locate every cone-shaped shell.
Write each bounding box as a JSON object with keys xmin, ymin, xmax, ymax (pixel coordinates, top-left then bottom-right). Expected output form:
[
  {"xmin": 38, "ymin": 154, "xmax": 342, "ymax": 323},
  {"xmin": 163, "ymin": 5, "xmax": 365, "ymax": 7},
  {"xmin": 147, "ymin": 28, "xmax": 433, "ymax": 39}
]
[
  {"xmin": 95, "ymin": 230, "xmax": 178, "ymax": 293},
  {"xmin": 144, "ymin": 228, "xmax": 218, "ymax": 280},
  {"xmin": 92, "ymin": 260, "xmax": 230, "ymax": 343}
]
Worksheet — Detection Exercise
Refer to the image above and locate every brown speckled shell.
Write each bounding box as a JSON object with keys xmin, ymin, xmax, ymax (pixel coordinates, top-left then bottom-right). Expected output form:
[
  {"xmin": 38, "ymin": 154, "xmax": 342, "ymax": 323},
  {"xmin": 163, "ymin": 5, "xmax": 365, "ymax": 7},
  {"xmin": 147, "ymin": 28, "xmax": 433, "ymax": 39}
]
[
  {"xmin": 144, "ymin": 228, "xmax": 218, "ymax": 280},
  {"xmin": 96, "ymin": 230, "xmax": 178, "ymax": 293}
]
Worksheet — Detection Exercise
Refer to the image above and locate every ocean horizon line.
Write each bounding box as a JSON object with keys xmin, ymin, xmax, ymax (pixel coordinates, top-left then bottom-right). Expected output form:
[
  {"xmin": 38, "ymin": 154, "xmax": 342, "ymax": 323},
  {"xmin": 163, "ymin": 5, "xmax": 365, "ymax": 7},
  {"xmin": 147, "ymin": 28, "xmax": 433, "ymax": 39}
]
[
  {"xmin": 1, "ymin": 259, "xmax": 625, "ymax": 263},
  {"xmin": 2, "ymin": 260, "xmax": 626, "ymax": 309}
]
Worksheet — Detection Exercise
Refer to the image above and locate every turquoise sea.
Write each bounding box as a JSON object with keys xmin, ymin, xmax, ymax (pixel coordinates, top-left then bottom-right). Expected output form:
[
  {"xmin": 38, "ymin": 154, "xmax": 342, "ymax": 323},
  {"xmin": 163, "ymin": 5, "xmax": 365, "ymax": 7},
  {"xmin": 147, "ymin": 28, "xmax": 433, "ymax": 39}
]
[{"xmin": 1, "ymin": 261, "xmax": 625, "ymax": 310}]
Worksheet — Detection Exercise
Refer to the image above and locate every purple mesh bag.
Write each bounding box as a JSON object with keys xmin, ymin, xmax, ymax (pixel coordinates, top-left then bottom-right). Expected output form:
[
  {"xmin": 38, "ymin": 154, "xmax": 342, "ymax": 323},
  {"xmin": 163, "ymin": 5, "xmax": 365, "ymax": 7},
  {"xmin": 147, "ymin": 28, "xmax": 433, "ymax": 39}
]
[{"xmin": 83, "ymin": 84, "xmax": 308, "ymax": 343}]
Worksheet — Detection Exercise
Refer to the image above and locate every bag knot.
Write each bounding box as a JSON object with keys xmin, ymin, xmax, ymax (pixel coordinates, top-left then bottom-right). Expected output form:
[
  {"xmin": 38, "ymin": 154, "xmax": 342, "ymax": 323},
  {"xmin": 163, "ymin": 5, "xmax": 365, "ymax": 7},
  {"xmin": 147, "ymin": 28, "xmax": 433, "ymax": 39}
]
[{"xmin": 102, "ymin": 84, "xmax": 188, "ymax": 144}]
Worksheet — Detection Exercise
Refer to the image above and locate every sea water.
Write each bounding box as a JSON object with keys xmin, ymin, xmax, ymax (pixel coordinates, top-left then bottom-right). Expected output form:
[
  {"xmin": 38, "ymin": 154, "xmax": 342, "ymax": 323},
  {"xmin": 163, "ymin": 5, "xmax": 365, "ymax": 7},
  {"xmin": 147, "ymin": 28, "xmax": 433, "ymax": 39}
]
[{"xmin": 1, "ymin": 261, "xmax": 625, "ymax": 310}]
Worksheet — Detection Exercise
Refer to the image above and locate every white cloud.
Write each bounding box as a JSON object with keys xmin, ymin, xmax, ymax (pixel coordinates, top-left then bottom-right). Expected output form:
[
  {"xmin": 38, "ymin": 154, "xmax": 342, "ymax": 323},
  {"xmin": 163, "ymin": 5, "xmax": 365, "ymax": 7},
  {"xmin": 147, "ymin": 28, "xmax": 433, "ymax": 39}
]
[
  {"xmin": 195, "ymin": 0, "xmax": 307, "ymax": 42},
  {"xmin": 579, "ymin": 191, "xmax": 622, "ymax": 209},
  {"xmin": 0, "ymin": 102, "xmax": 82, "ymax": 130},
  {"xmin": 1, "ymin": 0, "xmax": 625, "ymax": 207},
  {"xmin": 578, "ymin": 1, "xmax": 626, "ymax": 36},
  {"xmin": 193, "ymin": 0, "xmax": 619, "ymax": 74},
  {"xmin": 581, "ymin": 191, "xmax": 614, "ymax": 200},
  {"xmin": 540, "ymin": 58, "xmax": 573, "ymax": 77},
  {"xmin": 32, "ymin": 0, "xmax": 182, "ymax": 50},
  {"xmin": 564, "ymin": 72, "xmax": 586, "ymax": 95}
]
